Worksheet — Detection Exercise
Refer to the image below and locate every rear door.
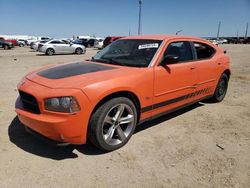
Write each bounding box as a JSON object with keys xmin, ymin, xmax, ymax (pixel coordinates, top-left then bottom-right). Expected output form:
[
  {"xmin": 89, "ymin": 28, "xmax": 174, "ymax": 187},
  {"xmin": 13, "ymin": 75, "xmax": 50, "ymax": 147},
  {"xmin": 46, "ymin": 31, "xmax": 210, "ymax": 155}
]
[
  {"xmin": 49, "ymin": 40, "xmax": 64, "ymax": 53},
  {"xmin": 152, "ymin": 40, "xmax": 197, "ymax": 116},
  {"xmin": 191, "ymin": 41, "xmax": 218, "ymax": 101}
]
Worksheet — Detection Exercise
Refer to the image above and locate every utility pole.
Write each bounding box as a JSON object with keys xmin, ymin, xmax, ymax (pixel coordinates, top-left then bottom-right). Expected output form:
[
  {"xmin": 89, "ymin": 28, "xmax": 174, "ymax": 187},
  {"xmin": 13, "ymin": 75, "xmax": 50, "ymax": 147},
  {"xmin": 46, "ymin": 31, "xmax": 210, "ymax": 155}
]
[
  {"xmin": 138, "ymin": 0, "xmax": 142, "ymax": 35},
  {"xmin": 245, "ymin": 23, "xmax": 248, "ymax": 38},
  {"xmin": 217, "ymin": 21, "xmax": 221, "ymax": 40}
]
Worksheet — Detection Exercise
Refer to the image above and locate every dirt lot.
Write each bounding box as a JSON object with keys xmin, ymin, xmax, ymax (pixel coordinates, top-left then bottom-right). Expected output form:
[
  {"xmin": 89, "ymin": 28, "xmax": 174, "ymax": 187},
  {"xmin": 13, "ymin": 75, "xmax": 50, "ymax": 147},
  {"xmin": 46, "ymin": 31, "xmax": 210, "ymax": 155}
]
[{"xmin": 0, "ymin": 45, "xmax": 249, "ymax": 188}]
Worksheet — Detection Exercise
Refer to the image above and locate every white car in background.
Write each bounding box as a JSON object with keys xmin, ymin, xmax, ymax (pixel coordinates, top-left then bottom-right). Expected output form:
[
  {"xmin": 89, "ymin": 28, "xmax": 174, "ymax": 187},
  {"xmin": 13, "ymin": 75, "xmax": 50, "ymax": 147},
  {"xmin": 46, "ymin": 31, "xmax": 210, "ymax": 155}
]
[
  {"xmin": 26, "ymin": 37, "xmax": 51, "ymax": 45},
  {"xmin": 209, "ymin": 39, "xmax": 219, "ymax": 45},
  {"xmin": 17, "ymin": 40, "xmax": 26, "ymax": 47},
  {"xmin": 95, "ymin": 38, "xmax": 104, "ymax": 49},
  {"xmin": 31, "ymin": 40, "xmax": 49, "ymax": 51},
  {"xmin": 208, "ymin": 38, "xmax": 228, "ymax": 45},
  {"xmin": 38, "ymin": 39, "xmax": 86, "ymax": 55}
]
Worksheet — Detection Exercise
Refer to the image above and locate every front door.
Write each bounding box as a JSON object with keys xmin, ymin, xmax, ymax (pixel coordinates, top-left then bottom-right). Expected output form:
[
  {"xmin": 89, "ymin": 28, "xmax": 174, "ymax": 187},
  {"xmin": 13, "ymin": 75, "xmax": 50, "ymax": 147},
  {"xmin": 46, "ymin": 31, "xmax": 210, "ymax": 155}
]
[{"xmin": 153, "ymin": 41, "xmax": 197, "ymax": 116}]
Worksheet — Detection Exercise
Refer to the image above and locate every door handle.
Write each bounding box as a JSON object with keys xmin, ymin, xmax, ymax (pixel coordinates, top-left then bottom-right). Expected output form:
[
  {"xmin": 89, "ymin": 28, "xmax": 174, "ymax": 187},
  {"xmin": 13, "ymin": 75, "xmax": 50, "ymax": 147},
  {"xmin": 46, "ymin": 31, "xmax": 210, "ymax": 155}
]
[
  {"xmin": 190, "ymin": 67, "xmax": 196, "ymax": 70},
  {"xmin": 218, "ymin": 63, "xmax": 222, "ymax": 65}
]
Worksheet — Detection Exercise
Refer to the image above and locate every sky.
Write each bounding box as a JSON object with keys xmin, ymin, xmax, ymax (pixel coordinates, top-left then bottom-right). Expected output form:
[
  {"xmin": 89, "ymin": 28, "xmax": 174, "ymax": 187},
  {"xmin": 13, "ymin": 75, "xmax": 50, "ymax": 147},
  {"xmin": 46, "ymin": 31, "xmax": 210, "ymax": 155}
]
[{"xmin": 0, "ymin": 0, "xmax": 249, "ymax": 38}]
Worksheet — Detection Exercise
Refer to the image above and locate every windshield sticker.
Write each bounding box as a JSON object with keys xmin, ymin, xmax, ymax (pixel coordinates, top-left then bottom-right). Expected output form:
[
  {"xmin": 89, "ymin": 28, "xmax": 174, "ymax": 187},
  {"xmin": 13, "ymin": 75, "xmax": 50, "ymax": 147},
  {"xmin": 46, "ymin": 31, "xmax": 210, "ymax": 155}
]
[{"xmin": 138, "ymin": 43, "xmax": 159, "ymax": 49}]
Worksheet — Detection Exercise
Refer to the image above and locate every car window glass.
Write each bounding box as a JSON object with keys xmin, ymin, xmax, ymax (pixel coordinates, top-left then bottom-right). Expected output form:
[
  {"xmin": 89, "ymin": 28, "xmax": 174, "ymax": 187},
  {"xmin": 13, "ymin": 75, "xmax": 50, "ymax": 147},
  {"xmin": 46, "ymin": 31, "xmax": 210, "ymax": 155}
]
[
  {"xmin": 73, "ymin": 40, "xmax": 82, "ymax": 44},
  {"xmin": 50, "ymin": 40, "xmax": 62, "ymax": 44},
  {"xmin": 164, "ymin": 41, "xmax": 193, "ymax": 62},
  {"xmin": 62, "ymin": 40, "xmax": 69, "ymax": 44},
  {"xmin": 93, "ymin": 39, "xmax": 162, "ymax": 67},
  {"xmin": 193, "ymin": 42, "xmax": 215, "ymax": 59}
]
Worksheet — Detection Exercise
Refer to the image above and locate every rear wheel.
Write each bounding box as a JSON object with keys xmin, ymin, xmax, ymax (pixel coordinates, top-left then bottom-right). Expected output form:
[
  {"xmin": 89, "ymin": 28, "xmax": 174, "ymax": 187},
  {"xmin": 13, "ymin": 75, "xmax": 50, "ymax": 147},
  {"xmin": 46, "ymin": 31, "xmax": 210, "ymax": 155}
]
[
  {"xmin": 211, "ymin": 73, "xmax": 229, "ymax": 102},
  {"xmin": 88, "ymin": 97, "xmax": 137, "ymax": 151},
  {"xmin": 46, "ymin": 48, "xmax": 54, "ymax": 56},
  {"xmin": 75, "ymin": 48, "xmax": 83, "ymax": 55}
]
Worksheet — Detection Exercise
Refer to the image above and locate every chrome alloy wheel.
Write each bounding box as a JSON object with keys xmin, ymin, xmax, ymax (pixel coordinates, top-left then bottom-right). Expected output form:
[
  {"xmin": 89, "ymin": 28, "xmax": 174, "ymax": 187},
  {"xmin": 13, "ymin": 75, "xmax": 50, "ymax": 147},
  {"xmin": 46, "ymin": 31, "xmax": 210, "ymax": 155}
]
[
  {"xmin": 102, "ymin": 104, "xmax": 135, "ymax": 146},
  {"xmin": 218, "ymin": 78, "xmax": 226, "ymax": 97}
]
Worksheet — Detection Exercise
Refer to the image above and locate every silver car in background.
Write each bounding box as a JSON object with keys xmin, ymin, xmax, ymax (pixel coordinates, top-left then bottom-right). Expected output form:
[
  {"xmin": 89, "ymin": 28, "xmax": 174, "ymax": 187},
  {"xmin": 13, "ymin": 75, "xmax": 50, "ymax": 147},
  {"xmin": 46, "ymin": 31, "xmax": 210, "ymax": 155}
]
[
  {"xmin": 31, "ymin": 40, "xmax": 49, "ymax": 51},
  {"xmin": 38, "ymin": 39, "xmax": 86, "ymax": 55}
]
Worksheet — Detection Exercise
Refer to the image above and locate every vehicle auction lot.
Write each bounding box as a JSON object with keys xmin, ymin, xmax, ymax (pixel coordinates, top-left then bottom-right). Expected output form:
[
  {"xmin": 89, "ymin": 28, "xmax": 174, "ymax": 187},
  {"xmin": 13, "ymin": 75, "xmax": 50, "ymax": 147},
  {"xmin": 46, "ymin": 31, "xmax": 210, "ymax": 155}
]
[{"xmin": 0, "ymin": 45, "xmax": 249, "ymax": 187}]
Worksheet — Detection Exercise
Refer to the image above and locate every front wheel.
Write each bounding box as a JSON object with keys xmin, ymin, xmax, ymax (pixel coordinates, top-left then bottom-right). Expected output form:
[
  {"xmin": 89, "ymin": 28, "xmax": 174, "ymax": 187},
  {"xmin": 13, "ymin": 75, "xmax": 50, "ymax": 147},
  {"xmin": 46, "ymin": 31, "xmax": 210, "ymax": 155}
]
[
  {"xmin": 88, "ymin": 97, "xmax": 137, "ymax": 151},
  {"xmin": 211, "ymin": 73, "xmax": 229, "ymax": 102}
]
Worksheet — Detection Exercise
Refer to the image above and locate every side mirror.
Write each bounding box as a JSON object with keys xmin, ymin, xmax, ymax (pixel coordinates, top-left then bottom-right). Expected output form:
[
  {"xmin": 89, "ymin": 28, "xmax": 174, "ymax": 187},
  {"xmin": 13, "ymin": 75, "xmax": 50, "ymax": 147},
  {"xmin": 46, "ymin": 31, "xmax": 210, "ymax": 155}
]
[{"xmin": 160, "ymin": 55, "xmax": 179, "ymax": 66}]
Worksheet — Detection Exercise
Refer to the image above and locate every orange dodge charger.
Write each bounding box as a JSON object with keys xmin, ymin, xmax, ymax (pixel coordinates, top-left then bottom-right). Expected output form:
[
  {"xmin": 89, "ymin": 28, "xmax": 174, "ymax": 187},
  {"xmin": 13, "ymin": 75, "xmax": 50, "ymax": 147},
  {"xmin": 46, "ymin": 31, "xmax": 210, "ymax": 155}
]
[{"xmin": 15, "ymin": 35, "xmax": 231, "ymax": 151}]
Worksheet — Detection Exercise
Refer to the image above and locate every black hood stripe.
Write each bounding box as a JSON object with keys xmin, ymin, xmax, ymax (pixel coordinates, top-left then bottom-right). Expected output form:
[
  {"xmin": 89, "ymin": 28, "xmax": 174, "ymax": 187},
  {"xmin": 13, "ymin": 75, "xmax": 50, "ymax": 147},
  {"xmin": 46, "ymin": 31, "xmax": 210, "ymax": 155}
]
[{"xmin": 37, "ymin": 62, "xmax": 116, "ymax": 79}]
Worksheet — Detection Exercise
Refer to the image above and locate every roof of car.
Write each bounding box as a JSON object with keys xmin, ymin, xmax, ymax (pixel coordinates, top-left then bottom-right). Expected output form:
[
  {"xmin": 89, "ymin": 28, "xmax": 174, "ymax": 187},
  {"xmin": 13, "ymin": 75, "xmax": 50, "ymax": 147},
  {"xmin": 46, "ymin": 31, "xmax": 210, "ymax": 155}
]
[{"xmin": 123, "ymin": 34, "xmax": 203, "ymax": 41}]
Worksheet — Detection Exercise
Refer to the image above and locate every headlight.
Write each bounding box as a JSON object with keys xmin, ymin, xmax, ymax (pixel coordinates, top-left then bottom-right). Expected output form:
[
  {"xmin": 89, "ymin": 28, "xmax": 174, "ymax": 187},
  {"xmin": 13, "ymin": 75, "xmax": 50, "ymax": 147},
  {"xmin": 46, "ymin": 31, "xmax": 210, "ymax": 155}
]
[{"xmin": 45, "ymin": 96, "xmax": 80, "ymax": 113}]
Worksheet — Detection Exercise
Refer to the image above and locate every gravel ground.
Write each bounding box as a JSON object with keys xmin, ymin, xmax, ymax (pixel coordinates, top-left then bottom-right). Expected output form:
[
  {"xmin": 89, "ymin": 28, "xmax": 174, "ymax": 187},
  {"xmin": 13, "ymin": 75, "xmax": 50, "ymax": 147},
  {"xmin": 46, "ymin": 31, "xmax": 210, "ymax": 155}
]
[{"xmin": 0, "ymin": 45, "xmax": 249, "ymax": 188}]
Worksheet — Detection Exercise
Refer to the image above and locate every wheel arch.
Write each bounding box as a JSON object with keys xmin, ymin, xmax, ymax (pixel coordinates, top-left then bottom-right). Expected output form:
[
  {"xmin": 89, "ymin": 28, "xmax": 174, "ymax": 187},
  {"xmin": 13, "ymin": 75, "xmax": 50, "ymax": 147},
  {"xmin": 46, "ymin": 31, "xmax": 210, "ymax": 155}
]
[
  {"xmin": 90, "ymin": 91, "xmax": 141, "ymax": 124},
  {"xmin": 223, "ymin": 69, "xmax": 231, "ymax": 79},
  {"xmin": 46, "ymin": 47, "xmax": 55, "ymax": 52},
  {"xmin": 75, "ymin": 47, "xmax": 83, "ymax": 53}
]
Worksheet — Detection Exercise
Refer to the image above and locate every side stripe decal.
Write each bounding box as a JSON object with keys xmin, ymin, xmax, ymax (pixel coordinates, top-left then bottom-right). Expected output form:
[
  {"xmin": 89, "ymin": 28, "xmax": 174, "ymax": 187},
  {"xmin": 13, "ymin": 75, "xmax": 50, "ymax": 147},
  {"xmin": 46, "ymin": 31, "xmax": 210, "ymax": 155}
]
[{"xmin": 141, "ymin": 87, "xmax": 212, "ymax": 113}]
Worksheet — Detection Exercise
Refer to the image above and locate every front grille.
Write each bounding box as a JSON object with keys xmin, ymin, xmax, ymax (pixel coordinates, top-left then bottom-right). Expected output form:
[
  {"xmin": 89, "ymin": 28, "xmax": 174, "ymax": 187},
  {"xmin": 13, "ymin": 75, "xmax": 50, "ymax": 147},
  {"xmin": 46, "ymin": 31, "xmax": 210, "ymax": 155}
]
[{"xmin": 19, "ymin": 90, "xmax": 40, "ymax": 114}]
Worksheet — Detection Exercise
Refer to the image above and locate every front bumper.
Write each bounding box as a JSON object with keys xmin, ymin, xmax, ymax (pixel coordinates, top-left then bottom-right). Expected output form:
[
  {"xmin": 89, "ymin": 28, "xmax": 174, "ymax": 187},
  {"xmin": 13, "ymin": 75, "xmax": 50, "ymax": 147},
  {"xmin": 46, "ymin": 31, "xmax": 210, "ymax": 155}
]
[
  {"xmin": 15, "ymin": 79, "xmax": 92, "ymax": 144},
  {"xmin": 24, "ymin": 125, "xmax": 70, "ymax": 146}
]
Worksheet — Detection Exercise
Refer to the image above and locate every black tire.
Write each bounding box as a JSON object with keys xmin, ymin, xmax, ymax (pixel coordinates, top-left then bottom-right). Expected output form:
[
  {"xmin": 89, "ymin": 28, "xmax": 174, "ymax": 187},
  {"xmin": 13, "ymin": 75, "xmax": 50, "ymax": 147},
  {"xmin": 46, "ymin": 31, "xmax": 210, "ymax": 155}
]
[
  {"xmin": 88, "ymin": 97, "xmax": 137, "ymax": 151},
  {"xmin": 75, "ymin": 48, "xmax": 83, "ymax": 55},
  {"xmin": 19, "ymin": 43, "xmax": 24, "ymax": 47},
  {"xmin": 211, "ymin": 73, "xmax": 229, "ymax": 102},
  {"xmin": 46, "ymin": 48, "xmax": 54, "ymax": 56}
]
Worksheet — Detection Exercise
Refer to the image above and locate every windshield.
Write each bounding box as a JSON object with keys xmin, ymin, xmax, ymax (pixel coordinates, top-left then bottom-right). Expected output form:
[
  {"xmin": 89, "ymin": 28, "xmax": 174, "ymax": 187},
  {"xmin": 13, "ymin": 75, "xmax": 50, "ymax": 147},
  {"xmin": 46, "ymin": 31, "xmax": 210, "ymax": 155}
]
[{"xmin": 92, "ymin": 39, "xmax": 162, "ymax": 67}]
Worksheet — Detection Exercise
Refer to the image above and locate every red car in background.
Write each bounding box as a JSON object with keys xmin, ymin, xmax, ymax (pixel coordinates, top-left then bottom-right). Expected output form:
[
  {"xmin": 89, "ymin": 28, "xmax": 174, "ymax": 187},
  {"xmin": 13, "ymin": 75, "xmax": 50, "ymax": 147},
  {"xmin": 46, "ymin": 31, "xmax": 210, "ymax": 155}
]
[
  {"xmin": 102, "ymin": 36, "xmax": 125, "ymax": 48},
  {"xmin": 0, "ymin": 37, "xmax": 17, "ymax": 46}
]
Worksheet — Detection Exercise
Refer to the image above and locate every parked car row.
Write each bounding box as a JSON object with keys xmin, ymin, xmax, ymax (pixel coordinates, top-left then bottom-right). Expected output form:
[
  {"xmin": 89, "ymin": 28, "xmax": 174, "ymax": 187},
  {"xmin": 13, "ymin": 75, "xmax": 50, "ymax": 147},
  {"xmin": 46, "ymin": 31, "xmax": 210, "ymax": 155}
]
[
  {"xmin": 0, "ymin": 39, "xmax": 14, "ymax": 49},
  {"xmin": 0, "ymin": 34, "xmax": 125, "ymax": 55},
  {"xmin": 28, "ymin": 36, "xmax": 124, "ymax": 55},
  {"xmin": 0, "ymin": 37, "xmax": 18, "ymax": 46},
  {"xmin": 206, "ymin": 37, "xmax": 250, "ymax": 44},
  {"xmin": 72, "ymin": 36, "xmax": 125, "ymax": 49}
]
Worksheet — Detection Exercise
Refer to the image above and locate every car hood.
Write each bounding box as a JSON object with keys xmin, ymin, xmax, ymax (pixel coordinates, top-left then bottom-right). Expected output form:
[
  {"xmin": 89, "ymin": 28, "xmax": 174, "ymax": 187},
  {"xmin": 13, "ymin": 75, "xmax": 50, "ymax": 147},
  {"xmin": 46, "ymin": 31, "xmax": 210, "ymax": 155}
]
[{"xmin": 26, "ymin": 61, "xmax": 140, "ymax": 89}]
